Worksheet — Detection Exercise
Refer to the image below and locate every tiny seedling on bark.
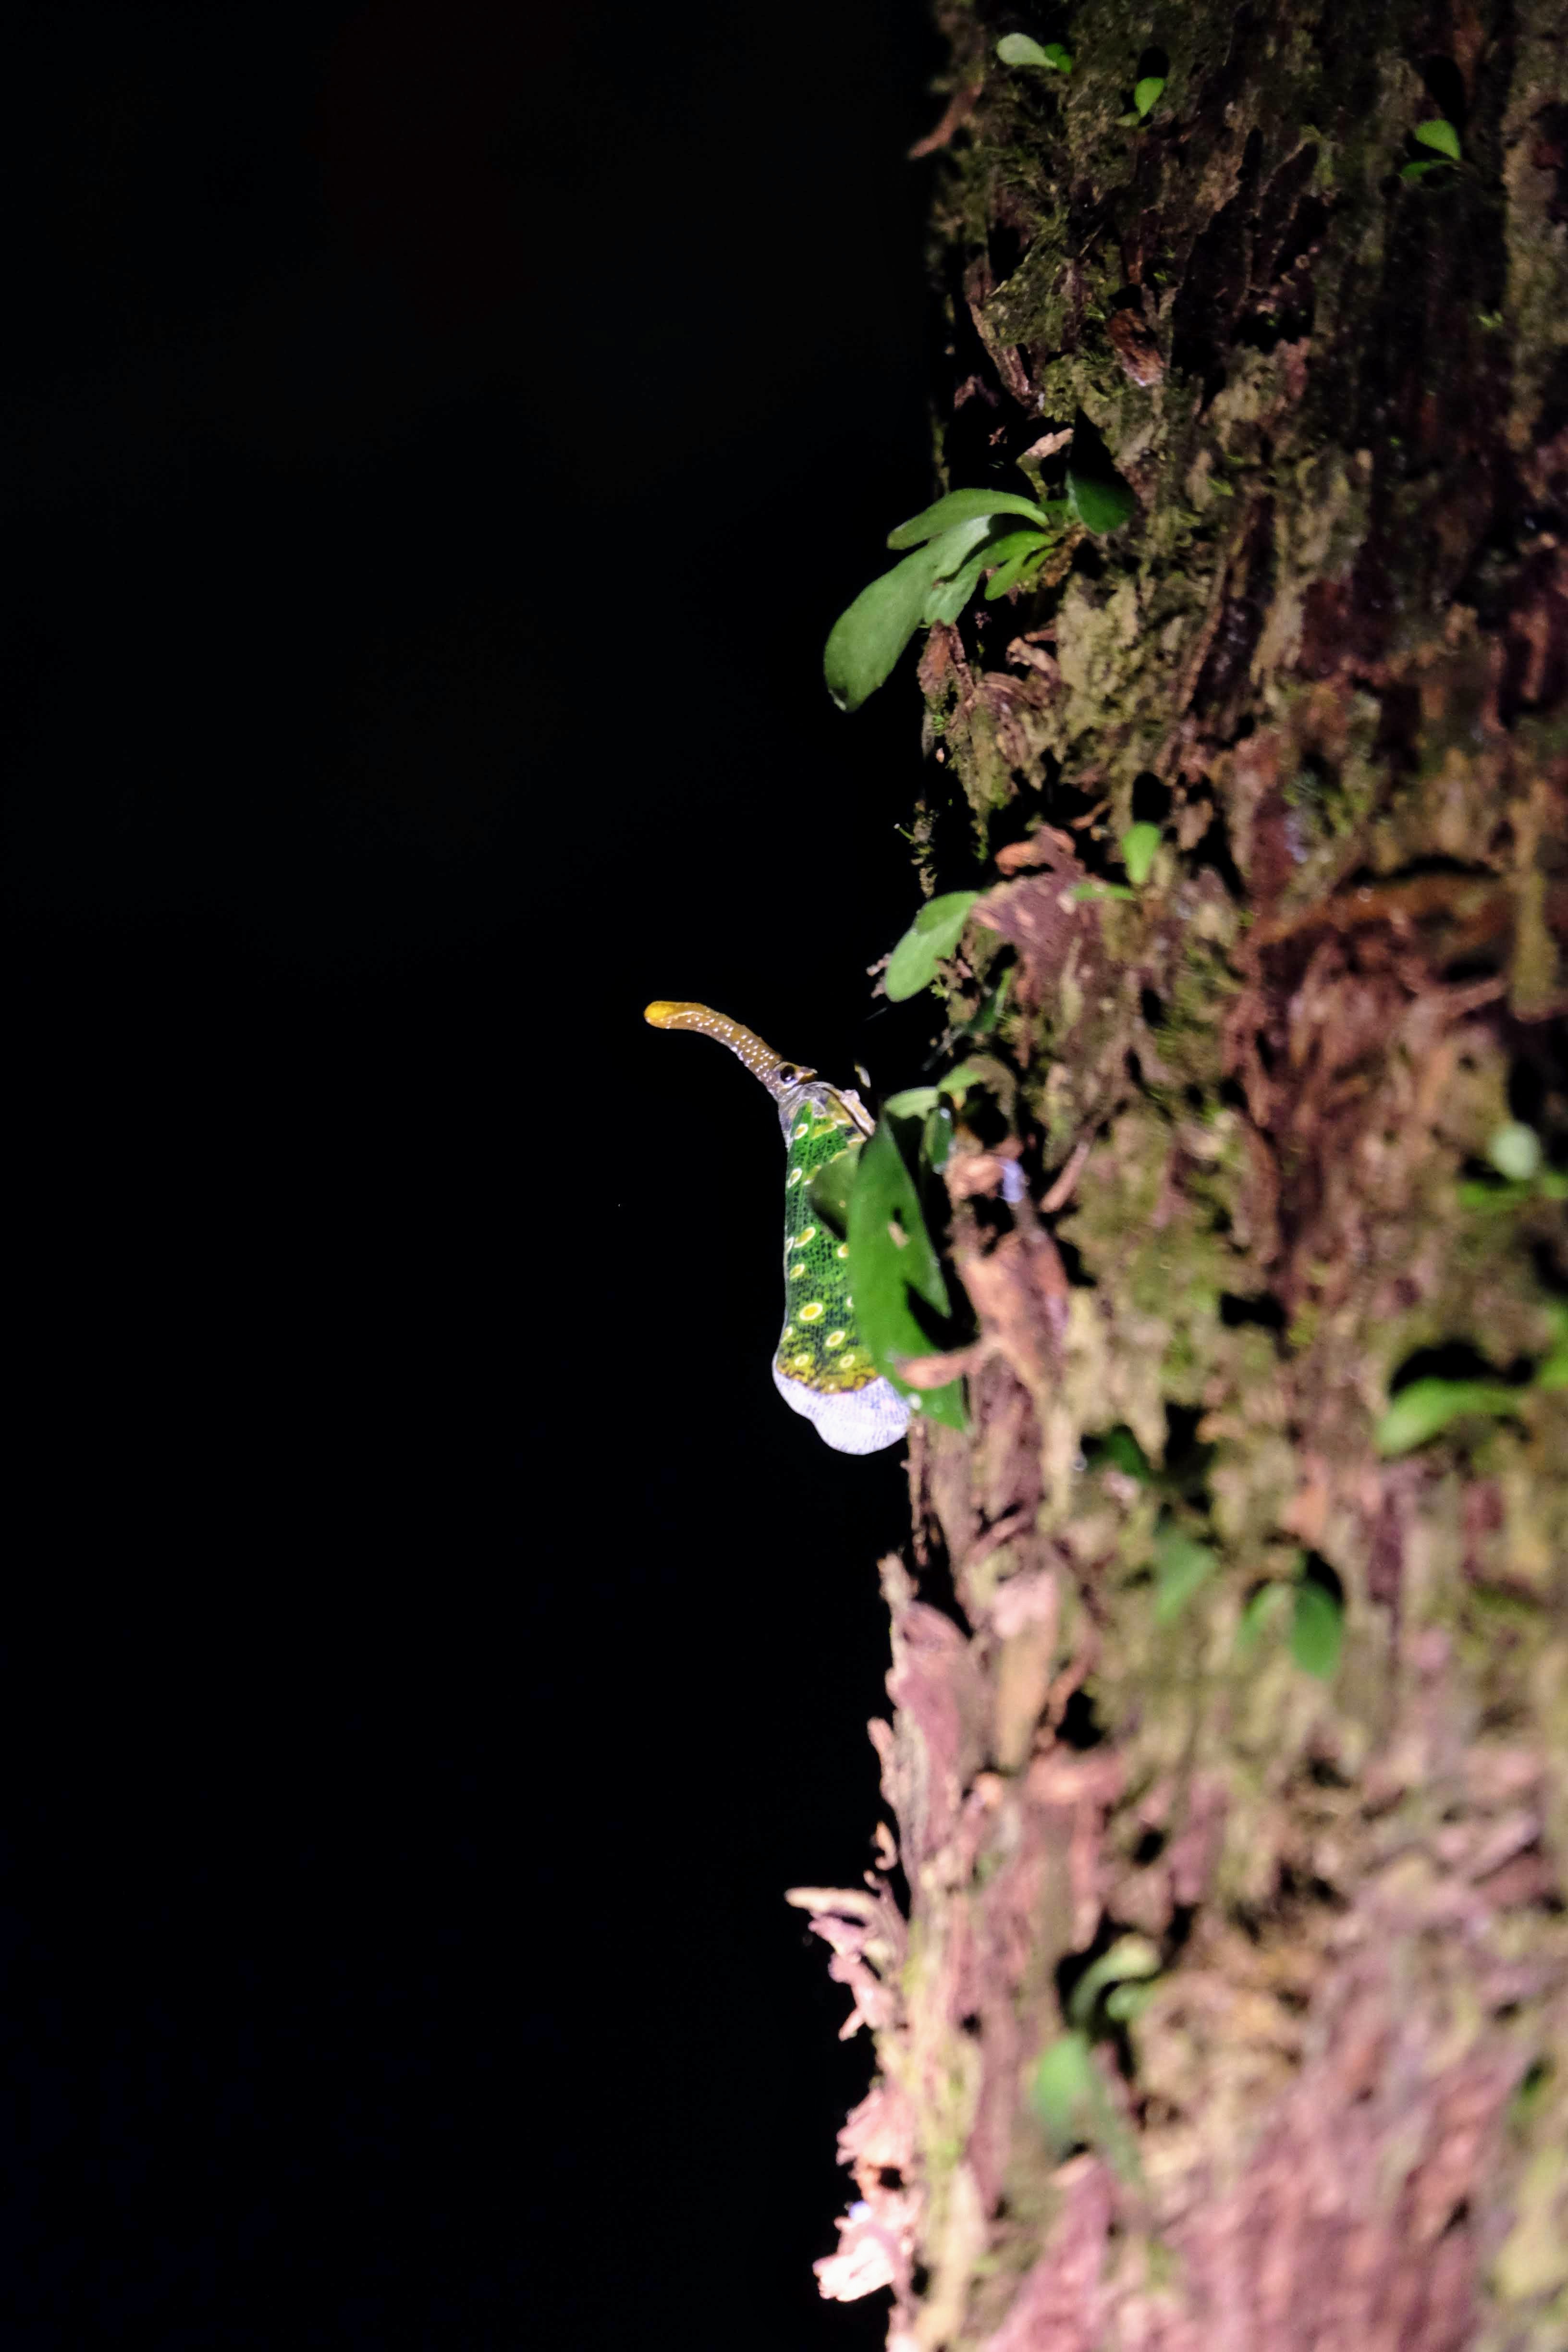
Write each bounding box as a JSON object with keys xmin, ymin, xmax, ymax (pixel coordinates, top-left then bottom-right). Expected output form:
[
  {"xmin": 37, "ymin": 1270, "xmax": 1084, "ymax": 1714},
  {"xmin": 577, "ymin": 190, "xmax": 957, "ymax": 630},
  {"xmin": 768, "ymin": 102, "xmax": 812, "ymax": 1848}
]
[
  {"xmin": 995, "ymin": 34, "xmax": 1074, "ymax": 73},
  {"xmin": 1235, "ymin": 1558, "xmax": 1345, "ymax": 1681},
  {"xmin": 1119, "ymin": 821, "xmax": 1161, "ymax": 887},
  {"xmin": 1031, "ymin": 1937, "xmax": 1159, "ymax": 2173},
  {"xmin": 1071, "ymin": 819, "xmax": 1160, "ymax": 901},
  {"xmin": 1540, "ymin": 1307, "xmax": 1568, "ymax": 1390},
  {"xmin": 1119, "ymin": 74, "xmax": 1165, "ymax": 124},
  {"xmin": 1401, "ymin": 117, "xmax": 1462, "ymax": 180},
  {"xmin": 1376, "ymin": 1375, "xmax": 1528, "ymax": 1456},
  {"xmin": 1152, "ymin": 1527, "xmax": 1218, "ymax": 1624},
  {"xmin": 1290, "ymin": 1565, "xmax": 1344, "ymax": 1679}
]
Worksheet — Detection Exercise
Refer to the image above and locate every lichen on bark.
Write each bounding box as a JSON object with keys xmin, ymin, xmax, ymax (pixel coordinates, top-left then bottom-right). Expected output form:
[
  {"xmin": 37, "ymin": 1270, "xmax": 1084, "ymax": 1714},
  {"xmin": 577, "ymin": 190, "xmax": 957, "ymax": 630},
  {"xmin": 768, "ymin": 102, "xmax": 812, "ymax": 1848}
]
[{"xmin": 798, "ymin": 2, "xmax": 1568, "ymax": 2346}]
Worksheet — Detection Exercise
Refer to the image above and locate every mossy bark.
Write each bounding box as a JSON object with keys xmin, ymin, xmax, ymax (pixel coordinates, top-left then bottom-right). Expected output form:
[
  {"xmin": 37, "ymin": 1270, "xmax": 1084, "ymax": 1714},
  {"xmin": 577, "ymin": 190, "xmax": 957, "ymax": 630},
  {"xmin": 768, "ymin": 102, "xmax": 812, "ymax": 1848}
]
[{"xmin": 803, "ymin": 4, "xmax": 1568, "ymax": 2346}]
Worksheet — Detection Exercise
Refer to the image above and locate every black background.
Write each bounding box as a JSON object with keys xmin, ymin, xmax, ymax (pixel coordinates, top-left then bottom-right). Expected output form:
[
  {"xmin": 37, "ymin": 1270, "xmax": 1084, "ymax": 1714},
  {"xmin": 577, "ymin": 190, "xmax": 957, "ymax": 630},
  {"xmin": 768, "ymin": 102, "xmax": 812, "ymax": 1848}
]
[{"xmin": 4, "ymin": 1, "xmax": 946, "ymax": 2342}]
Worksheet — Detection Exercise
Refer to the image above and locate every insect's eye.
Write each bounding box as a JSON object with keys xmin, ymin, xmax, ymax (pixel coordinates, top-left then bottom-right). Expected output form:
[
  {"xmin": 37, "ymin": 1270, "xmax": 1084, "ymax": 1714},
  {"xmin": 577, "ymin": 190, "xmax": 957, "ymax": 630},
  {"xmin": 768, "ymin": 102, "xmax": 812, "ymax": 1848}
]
[{"xmin": 777, "ymin": 1064, "xmax": 798, "ymax": 1085}]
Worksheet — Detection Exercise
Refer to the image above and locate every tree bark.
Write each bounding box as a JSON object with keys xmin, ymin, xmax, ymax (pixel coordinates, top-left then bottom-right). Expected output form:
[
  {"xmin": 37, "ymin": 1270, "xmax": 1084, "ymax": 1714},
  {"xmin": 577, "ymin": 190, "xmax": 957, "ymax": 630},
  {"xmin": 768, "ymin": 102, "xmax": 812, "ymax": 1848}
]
[{"xmin": 801, "ymin": 4, "xmax": 1568, "ymax": 2346}]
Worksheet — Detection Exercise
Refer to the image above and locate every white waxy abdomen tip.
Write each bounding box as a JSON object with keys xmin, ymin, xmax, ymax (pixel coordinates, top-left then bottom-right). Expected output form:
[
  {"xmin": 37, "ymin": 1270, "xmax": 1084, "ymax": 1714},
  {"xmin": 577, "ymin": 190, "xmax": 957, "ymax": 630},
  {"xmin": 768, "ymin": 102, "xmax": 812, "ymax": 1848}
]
[{"xmin": 771, "ymin": 1365, "xmax": 911, "ymax": 1455}]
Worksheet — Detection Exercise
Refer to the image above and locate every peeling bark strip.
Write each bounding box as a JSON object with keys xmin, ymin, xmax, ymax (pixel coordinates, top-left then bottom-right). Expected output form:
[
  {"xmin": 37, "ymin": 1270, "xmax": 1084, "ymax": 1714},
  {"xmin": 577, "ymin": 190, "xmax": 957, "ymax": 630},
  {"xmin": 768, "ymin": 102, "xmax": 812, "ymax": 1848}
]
[{"xmin": 806, "ymin": 3, "xmax": 1568, "ymax": 2347}]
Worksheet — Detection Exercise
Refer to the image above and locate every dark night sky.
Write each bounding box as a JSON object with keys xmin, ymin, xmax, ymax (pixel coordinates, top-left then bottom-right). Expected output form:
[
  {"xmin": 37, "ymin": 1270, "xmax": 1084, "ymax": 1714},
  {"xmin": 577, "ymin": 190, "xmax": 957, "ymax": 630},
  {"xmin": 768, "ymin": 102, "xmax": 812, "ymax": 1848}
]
[{"xmin": 3, "ymin": 1, "xmax": 949, "ymax": 2343}]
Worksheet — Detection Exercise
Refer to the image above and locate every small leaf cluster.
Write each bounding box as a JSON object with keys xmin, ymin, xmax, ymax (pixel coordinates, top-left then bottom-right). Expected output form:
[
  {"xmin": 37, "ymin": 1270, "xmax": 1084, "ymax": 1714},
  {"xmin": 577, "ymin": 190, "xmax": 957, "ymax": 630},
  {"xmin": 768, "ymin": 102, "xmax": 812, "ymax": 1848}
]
[
  {"xmin": 1235, "ymin": 1561, "xmax": 1345, "ymax": 1680},
  {"xmin": 1458, "ymin": 1121, "xmax": 1567, "ymax": 1211},
  {"xmin": 1119, "ymin": 821, "xmax": 1161, "ymax": 887},
  {"xmin": 1117, "ymin": 75, "xmax": 1164, "ymax": 125},
  {"xmin": 1030, "ymin": 1936, "xmax": 1160, "ymax": 2174},
  {"xmin": 1096, "ymin": 1430, "xmax": 1344, "ymax": 1678},
  {"xmin": 995, "ymin": 33, "xmax": 1074, "ymax": 73},
  {"xmin": 1071, "ymin": 820, "xmax": 1163, "ymax": 903},
  {"xmin": 1375, "ymin": 1308, "xmax": 1568, "ymax": 1457},
  {"xmin": 824, "ymin": 459, "xmax": 1137, "ymax": 711},
  {"xmin": 1152, "ymin": 1525, "xmax": 1217, "ymax": 1625},
  {"xmin": 1402, "ymin": 117, "xmax": 1462, "ymax": 181}
]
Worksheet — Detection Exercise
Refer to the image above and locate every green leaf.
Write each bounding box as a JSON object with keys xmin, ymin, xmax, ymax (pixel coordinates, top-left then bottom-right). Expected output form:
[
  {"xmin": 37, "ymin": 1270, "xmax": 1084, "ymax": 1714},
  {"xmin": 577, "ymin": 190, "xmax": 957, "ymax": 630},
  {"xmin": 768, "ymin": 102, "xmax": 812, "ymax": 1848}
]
[
  {"xmin": 806, "ymin": 1148, "xmax": 858, "ymax": 1239},
  {"xmin": 1400, "ymin": 158, "xmax": 1450, "ymax": 182},
  {"xmin": 1066, "ymin": 463, "xmax": 1137, "ymax": 535},
  {"xmin": 1375, "ymin": 1376, "xmax": 1526, "ymax": 1457},
  {"xmin": 1095, "ymin": 1426, "xmax": 1152, "ymax": 1482},
  {"xmin": 1029, "ymin": 2031, "xmax": 1142, "ymax": 2180},
  {"xmin": 1290, "ymin": 1577, "xmax": 1343, "ymax": 1680},
  {"xmin": 1068, "ymin": 1935, "xmax": 1161, "ymax": 2029},
  {"xmin": 919, "ymin": 514, "xmax": 1025, "ymax": 627},
  {"xmin": 922, "ymin": 1101, "xmax": 955, "ymax": 1172},
  {"xmin": 1541, "ymin": 1170, "xmax": 1568, "ymax": 1199},
  {"xmin": 1535, "ymin": 1312, "xmax": 1568, "ymax": 1389},
  {"xmin": 922, "ymin": 544, "xmax": 993, "ymax": 626},
  {"xmin": 981, "ymin": 529, "xmax": 1054, "ymax": 599},
  {"xmin": 823, "ymin": 516, "xmax": 995, "ymax": 710},
  {"xmin": 1120, "ymin": 822, "xmax": 1161, "ymax": 886},
  {"xmin": 887, "ymin": 488, "xmax": 1049, "ymax": 549},
  {"xmin": 824, "ymin": 540, "xmax": 951, "ymax": 712},
  {"xmin": 977, "ymin": 526, "xmax": 1052, "ymax": 567},
  {"xmin": 909, "ymin": 886, "xmax": 980, "ymax": 937},
  {"xmin": 1134, "ymin": 75, "xmax": 1165, "ymax": 118},
  {"xmin": 928, "ymin": 514, "xmax": 1002, "ymax": 580},
  {"xmin": 1029, "ymin": 2031, "xmax": 1096, "ymax": 2157},
  {"xmin": 1072, "ymin": 880, "xmax": 1137, "ymax": 903},
  {"xmin": 1457, "ymin": 1176, "xmax": 1526, "ymax": 1212},
  {"xmin": 1488, "ymin": 1123, "xmax": 1542, "ymax": 1182},
  {"xmin": 885, "ymin": 890, "xmax": 981, "ymax": 1001},
  {"xmin": 987, "ymin": 547, "xmax": 1054, "ymax": 600},
  {"xmin": 846, "ymin": 1121, "xmax": 965, "ymax": 1430},
  {"xmin": 881, "ymin": 1087, "xmax": 940, "ymax": 1119},
  {"xmin": 1414, "ymin": 117, "xmax": 1461, "ymax": 160},
  {"xmin": 1508, "ymin": 2059, "xmax": 1553, "ymax": 2134},
  {"xmin": 1103, "ymin": 1980, "xmax": 1155, "ymax": 2022},
  {"xmin": 1153, "ymin": 1527, "xmax": 1218, "ymax": 1625},
  {"xmin": 850, "ymin": 1121, "xmax": 949, "ymax": 1319},
  {"xmin": 937, "ymin": 1060, "xmax": 991, "ymax": 1103},
  {"xmin": 1236, "ymin": 1582, "xmax": 1290, "ymax": 1655},
  {"xmin": 996, "ymin": 33, "xmax": 1073, "ymax": 70},
  {"xmin": 970, "ymin": 967, "xmax": 1014, "ymax": 1035}
]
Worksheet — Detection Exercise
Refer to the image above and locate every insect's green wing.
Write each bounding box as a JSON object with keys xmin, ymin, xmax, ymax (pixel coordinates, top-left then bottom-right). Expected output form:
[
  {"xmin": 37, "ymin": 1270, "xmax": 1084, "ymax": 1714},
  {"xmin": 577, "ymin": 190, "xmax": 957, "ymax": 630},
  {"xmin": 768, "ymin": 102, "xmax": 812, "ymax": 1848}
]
[
  {"xmin": 773, "ymin": 1085, "xmax": 910, "ymax": 1455},
  {"xmin": 642, "ymin": 1003, "xmax": 908, "ymax": 1455}
]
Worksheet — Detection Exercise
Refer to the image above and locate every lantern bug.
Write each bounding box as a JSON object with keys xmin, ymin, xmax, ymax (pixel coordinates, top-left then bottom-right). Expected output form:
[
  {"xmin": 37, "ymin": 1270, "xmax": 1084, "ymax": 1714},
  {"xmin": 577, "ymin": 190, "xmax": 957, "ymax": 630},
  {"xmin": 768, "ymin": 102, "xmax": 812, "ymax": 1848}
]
[{"xmin": 643, "ymin": 1001, "xmax": 911, "ymax": 1455}]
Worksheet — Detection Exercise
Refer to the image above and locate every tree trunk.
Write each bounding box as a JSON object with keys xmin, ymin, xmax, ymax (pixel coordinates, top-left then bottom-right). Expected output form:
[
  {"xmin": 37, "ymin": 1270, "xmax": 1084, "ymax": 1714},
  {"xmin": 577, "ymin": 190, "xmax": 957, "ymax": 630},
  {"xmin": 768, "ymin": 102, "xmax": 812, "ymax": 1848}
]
[{"xmin": 800, "ymin": 4, "xmax": 1568, "ymax": 2346}]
